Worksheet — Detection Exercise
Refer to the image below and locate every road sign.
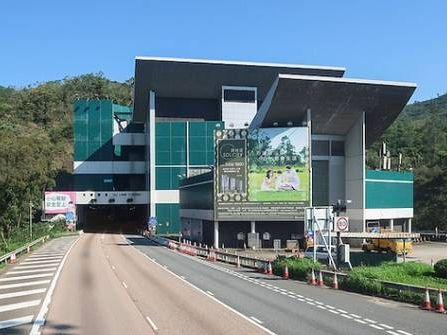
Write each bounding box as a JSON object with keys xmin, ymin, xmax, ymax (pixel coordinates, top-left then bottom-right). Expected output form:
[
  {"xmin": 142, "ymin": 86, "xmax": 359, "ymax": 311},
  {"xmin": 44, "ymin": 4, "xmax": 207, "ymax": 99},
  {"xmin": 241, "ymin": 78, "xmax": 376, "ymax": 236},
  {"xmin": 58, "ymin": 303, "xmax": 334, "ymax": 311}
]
[{"xmin": 334, "ymin": 216, "xmax": 349, "ymax": 232}]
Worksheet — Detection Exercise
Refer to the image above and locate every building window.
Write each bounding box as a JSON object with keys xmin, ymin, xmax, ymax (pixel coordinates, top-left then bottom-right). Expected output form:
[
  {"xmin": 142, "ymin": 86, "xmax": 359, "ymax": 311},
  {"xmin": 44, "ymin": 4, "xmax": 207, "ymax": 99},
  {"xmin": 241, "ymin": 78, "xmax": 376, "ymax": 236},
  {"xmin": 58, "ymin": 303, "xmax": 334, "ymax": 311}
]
[
  {"xmin": 312, "ymin": 140, "xmax": 330, "ymax": 156},
  {"xmin": 331, "ymin": 141, "xmax": 345, "ymax": 156},
  {"xmin": 223, "ymin": 89, "xmax": 256, "ymax": 103}
]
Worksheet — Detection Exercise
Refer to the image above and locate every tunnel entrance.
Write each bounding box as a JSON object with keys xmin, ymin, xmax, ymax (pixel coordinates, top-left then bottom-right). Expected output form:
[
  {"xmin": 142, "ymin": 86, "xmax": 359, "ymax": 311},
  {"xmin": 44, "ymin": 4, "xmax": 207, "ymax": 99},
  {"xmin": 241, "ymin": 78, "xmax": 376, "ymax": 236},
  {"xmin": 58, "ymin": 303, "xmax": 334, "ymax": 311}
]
[{"xmin": 77, "ymin": 204, "xmax": 146, "ymax": 233}]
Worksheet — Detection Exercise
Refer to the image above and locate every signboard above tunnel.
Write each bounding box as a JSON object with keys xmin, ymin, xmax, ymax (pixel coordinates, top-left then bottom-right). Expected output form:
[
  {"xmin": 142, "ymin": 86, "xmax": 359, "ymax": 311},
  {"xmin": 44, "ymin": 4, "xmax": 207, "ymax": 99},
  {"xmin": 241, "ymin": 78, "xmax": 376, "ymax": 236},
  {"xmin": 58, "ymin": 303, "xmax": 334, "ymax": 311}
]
[{"xmin": 214, "ymin": 127, "xmax": 310, "ymax": 221}]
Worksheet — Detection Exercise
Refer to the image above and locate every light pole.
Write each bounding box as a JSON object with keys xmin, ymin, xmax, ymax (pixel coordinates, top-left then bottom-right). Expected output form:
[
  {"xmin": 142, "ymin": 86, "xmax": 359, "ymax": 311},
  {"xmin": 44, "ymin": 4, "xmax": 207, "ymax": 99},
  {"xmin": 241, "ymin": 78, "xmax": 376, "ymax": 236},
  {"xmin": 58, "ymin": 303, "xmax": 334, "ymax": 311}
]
[{"xmin": 29, "ymin": 201, "xmax": 33, "ymax": 240}]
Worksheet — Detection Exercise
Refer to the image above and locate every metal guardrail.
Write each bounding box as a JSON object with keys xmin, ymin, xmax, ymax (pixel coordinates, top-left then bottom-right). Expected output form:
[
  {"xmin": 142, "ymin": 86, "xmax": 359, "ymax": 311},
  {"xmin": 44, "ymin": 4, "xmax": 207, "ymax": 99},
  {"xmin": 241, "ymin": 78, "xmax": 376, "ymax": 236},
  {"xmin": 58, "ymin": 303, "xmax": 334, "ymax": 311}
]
[
  {"xmin": 146, "ymin": 234, "xmax": 445, "ymax": 303},
  {"xmin": 0, "ymin": 235, "xmax": 49, "ymax": 264}
]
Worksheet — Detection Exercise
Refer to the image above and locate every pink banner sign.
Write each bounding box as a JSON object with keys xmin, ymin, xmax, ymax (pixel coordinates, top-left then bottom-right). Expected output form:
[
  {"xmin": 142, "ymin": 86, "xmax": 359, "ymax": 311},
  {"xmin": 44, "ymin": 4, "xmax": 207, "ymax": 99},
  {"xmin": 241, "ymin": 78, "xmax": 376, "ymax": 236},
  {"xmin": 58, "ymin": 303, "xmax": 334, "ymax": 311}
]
[{"xmin": 44, "ymin": 192, "xmax": 76, "ymax": 214}]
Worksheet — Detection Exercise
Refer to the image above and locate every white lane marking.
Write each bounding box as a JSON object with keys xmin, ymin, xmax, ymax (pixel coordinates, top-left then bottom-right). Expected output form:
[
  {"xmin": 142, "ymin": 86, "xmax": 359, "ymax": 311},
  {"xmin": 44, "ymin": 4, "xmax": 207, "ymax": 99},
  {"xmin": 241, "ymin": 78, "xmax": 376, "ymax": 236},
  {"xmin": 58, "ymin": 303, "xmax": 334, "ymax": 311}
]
[
  {"xmin": 146, "ymin": 316, "xmax": 158, "ymax": 332},
  {"xmin": 380, "ymin": 324, "xmax": 394, "ymax": 330},
  {"xmin": 15, "ymin": 264, "xmax": 59, "ymax": 269},
  {"xmin": 122, "ymin": 281, "xmax": 128, "ymax": 289},
  {"xmin": 0, "ymin": 280, "xmax": 51, "ymax": 290},
  {"xmin": 180, "ymin": 275, "xmax": 186, "ymax": 279},
  {"xmin": 354, "ymin": 319, "xmax": 367, "ymax": 324},
  {"xmin": 112, "ymin": 265, "xmax": 116, "ymax": 270},
  {"xmin": 127, "ymin": 237, "xmax": 277, "ymax": 335},
  {"xmin": 341, "ymin": 314, "xmax": 353, "ymax": 319},
  {"xmin": 0, "ymin": 299, "xmax": 41, "ymax": 313},
  {"xmin": 27, "ymin": 256, "xmax": 63, "ymax": 261},
  {"xmin": 316, "ymin": 305, "xmax": 327, "ymax": 310},
  {"xmin": 397, "ymin": 331, "xmax": 413, "ymax": 335},
  {"xmin": 337, "ymin": 309, "xmax": 348, "ymax": 314},
  {"xmin": 30, "ymin": 253, "xmax": 64, "ymax": 257},
  {"xmin": 206, "ymin": 290, "xmax": 214, "ymax": 296},
  {"xmin": 0, "ymin": 288, "xmax": 46, "ymax": 300},
  {"xmin": 0, "ymin": 273, "xmax": 53, "ymax": 281},
  {"xmin": 250, "ymin": 316, "xmax": 263, "ymax": 324},
  {"xmin": 325, "ymin": 305, "xmax": 335, "ymax": 309},
  {"xmin": 387, "ymin": 331, "xmax": 402, "ymax": 335},
  {"xmin": 328, "ymin": 309, "xmax": 340, "ymax": 315},
  {"xmin": 349, "ymin": 313, "xmax": 361, "ymax": 318},
  {"xmin": 9, "ymin": 268, "xmax": 57, "ymax": 275},
  {"xmin": 369, "ymin": 324, "xmax": 385, "ymax": 330},
  {"xmin": 364, "ymin": 318, "xmax": 377, "ymax": 323},
  {"xmin": 0, "ymin": 315, "xmax": 34, "ymax": 330},
  {"xmin": 22, "ymin": 260, "xmax": 61, "ymax": 265},
  {"xmin": 30, "ymin": 235, "xmax": 81, "ymax": 335},
  {"xmin": 306, "ymin": 301, "xmax": 316, "ymax": 306}
]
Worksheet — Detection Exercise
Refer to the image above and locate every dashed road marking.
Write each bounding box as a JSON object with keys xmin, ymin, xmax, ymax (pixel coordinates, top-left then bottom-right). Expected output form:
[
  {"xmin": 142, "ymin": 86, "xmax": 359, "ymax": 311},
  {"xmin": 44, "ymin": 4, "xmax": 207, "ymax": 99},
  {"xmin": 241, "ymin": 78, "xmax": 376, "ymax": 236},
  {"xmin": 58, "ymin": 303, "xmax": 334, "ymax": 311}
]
[
  {"xmin": 386, "ymin": 331, "xmax": 402, "ymax": 335},
  {"xmin": 15, "ymin": 264, "xmax": 59, "ymax": 269},
  {"xmin": 146, "ymin": 316, "xmax": 158, "ymax": 332},
  {"xmin": 396, "ymin": 331, "xmax": 413, "ymax": 335},
  {"xmin": 122, "ymin": 281, "xmax": 128, "ymax": 289},
  {"xmin": 380, "ymin": 324, "xmax": 394, "ymax": 330},
  {"xmin": 364, "ymin": 318, "xmax": 377, "ymax": 323},
  {"xmin": 8, "ymin": 268, "xmax": 57, "ymax": 275},
  {"xmin": 206, "ymin": 290, "xmax": 214, "ymax": 296},
  {"xmin": 354, "ymin": 318, "xmax": 367, "ymax": 324},
  {"xmin": 370, "ymin": 324, "xmax": 385, "ymax": 330},
  {"xmin": 341, "ymin": 314, "xmax": 353, "ymax": 319},
  {"xmin": 349, "ymin": 313, "xmax": 361, "ymax": 318}
]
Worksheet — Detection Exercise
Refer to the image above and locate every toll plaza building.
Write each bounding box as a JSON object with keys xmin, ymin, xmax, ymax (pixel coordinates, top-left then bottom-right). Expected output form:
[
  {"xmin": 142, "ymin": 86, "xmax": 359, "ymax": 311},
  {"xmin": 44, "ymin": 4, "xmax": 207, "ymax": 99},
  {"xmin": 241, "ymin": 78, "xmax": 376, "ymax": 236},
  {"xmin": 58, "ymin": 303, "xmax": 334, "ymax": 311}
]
[{"xmin": 72, "ymin": 57, "xmax": 416, "ymax": 245}]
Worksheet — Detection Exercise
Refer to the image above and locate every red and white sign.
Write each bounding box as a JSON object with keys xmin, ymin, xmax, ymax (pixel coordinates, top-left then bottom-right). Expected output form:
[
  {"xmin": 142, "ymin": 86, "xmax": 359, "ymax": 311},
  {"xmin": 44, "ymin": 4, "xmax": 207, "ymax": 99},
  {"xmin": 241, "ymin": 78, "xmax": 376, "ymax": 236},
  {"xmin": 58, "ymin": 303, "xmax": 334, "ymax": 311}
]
[
  {"xmin": 334, "ymin": 216, "xmax": 349, "ymax": 232},
  {"xmin": 44, "ymin": 192, "xmax": 76, "ymax": 214}
]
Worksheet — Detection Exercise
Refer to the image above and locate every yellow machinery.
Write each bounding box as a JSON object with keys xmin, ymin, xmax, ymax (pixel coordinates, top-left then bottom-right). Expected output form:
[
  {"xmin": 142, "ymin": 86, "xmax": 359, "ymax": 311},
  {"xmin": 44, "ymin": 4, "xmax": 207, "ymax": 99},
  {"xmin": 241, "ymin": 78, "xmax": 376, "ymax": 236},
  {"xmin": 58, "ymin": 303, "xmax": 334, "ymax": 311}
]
[{"xmin": 362, "ymin": 229, "xmax": 413, "ymax": 255}]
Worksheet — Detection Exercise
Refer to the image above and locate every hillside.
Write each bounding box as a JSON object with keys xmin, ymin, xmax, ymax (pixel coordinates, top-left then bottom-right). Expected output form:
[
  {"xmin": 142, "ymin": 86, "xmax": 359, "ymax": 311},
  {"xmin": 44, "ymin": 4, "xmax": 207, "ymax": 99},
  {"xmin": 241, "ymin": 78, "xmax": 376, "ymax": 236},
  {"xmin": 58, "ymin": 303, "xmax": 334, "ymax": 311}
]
[
  {"xmin": 0, "ymin": 74, "xmax": 132, "ymax": 237},
  {"xmin": 0, "ymin": 74, "xmax": 446, "ymax": 238}
]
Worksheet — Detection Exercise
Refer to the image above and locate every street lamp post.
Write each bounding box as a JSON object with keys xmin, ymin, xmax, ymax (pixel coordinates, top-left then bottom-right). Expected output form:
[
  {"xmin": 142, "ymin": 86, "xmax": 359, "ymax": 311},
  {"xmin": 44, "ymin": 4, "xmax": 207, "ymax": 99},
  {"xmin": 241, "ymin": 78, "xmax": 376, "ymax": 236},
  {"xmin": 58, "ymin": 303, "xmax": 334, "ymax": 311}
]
[{"xmin": 29, "ymin": 201, "xmax": 33, "ymax": 240}]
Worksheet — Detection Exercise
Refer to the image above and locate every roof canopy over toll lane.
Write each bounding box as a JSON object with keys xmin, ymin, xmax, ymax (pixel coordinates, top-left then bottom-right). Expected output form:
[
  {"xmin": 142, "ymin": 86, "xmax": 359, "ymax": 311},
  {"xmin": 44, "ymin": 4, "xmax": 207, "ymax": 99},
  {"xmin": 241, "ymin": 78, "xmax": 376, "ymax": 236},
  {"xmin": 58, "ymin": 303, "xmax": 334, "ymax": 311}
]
[
  {"xmin": 132, "ymin": 57, "xmax": 345, "ymax": 122},
  {"xmin": 250, "ymin": 74, "xmax": 417, "ymax": 145}
]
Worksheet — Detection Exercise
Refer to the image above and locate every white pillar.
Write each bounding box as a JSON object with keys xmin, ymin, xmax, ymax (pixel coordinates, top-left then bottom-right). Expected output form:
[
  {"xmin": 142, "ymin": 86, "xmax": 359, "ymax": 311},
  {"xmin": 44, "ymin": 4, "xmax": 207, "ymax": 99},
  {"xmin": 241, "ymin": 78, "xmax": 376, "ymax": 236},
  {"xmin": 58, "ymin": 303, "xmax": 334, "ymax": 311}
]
[
  {"xmin": 408, "ymin": 218, "xmax": 412, "ymax": 233},
  {"xmin": 214, "ymin": 221, "xmax": 219, "ymax": 249},
  {"xmin": 250, "ymin": 221, "xmax": 256, "ymax": 233},
  {"xmin": 149, "ymin": 91, "xmax": 156, "ymax": 217},
  {"xmin": 389, "ymin": 219, "xmax": 394, "ymax": 231}
]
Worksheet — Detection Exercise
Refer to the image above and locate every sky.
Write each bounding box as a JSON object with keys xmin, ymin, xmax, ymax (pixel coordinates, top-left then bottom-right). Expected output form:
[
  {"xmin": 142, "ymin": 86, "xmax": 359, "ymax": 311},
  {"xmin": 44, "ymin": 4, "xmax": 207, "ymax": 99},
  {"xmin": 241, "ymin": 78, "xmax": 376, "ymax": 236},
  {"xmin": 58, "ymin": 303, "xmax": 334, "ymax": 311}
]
[{"xmin": 1, "ymin": 0, "xmax": 446, "ymax": 102}]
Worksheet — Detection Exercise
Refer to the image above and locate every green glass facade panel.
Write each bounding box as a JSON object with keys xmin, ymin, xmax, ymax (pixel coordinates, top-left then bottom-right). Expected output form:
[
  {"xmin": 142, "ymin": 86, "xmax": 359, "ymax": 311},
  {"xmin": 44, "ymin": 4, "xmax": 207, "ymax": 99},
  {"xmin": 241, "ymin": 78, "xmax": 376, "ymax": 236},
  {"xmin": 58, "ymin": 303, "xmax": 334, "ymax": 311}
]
[
  {"xmin": 155, "ymin": 204, "xmax": 180, "ymax": 235},
  {"xmin": 156, "ymin": 123, "xmax": 170, "ymax": 136},
  {"xmin": 189, "ymin": 122, "xmax": 206, "ymax": 136},
  {"xmin": 171, "ymin": 151, "xmax": 186, "ymax": 165},
  {"xmin": 365, "ymin": 169, "xmax": 413, "ymax": 209},
  {"xmin": 156, "ymin": 152, "xmax": 171, "ymax": 165},
  {"xmin": 171, "ymin": 122, "xmax": 186, "ymax": 136},
  {"xmin": 189, "ymin": 151, "xmax": 207, "ymax": 165},
  {"xmin": 155, "ymin": 167, "xmax": 171, "ymax": 190},
  {"xmin": 171, "ymin": 167, "xmax": 187, "ymax": 189}
]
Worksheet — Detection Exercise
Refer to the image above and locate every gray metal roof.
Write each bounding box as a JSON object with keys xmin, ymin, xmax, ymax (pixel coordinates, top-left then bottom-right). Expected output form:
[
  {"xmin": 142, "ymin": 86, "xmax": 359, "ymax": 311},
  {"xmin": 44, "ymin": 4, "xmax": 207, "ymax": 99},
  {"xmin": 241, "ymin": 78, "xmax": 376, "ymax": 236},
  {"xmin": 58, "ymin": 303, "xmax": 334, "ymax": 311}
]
[
  {"xmin": 250, "ymin": 74, "xmax": 416, "ymax": 145},
  {"xmin": 132, "ymin": 57, "xmax": 346, "ymax": 122}
]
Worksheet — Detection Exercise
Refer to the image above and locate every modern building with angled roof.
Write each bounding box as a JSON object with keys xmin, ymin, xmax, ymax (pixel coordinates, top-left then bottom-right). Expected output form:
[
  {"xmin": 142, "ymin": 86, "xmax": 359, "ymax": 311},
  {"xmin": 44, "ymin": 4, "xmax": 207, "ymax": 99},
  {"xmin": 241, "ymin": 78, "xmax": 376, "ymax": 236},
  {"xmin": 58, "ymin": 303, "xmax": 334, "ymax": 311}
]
[{"xmin": 71, "ymin": 56, "xmax": 416, "ymax": 247}]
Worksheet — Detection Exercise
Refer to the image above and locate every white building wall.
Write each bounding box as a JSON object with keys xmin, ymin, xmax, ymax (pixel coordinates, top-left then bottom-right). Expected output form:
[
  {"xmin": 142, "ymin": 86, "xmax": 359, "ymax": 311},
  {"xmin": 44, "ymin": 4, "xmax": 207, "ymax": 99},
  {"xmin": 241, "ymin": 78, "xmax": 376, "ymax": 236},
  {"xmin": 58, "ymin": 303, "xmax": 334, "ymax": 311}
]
[
  {"xmin": 345, "ymin": 113, "xmax": 365, "ymax": 232},
  {"xmin": 221, "ymin": 86, "xmax": 257, "ymax": 129},
  {"xmin": 73, "ymin": 161, "xmax": 146, "ymax": 174}
]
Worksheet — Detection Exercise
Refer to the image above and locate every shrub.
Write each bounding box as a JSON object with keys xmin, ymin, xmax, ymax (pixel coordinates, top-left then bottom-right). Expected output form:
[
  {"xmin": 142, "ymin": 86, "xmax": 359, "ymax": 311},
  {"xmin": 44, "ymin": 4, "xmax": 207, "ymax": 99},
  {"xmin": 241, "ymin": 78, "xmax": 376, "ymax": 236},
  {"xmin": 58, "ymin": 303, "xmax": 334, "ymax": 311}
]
[
  {"xmin": 272, "ymin": 256, "xmax": 321, "ymax": 281},
  {"xmin": 434, "ymin": 259, "xmax": 447, "ymax": 279}
]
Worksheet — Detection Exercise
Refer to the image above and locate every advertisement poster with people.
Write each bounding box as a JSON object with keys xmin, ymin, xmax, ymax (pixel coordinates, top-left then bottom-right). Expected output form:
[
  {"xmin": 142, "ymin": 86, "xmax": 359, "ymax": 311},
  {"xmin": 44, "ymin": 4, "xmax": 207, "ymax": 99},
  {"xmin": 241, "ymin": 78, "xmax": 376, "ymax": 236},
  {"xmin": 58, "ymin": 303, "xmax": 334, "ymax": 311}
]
[
  {"xmin": 214, "ymin": 127, "xmax": 309, "ymax": 221},
  {"xmin": 247, "ymin": 127, "xmax": 309, "ymax": 204}
]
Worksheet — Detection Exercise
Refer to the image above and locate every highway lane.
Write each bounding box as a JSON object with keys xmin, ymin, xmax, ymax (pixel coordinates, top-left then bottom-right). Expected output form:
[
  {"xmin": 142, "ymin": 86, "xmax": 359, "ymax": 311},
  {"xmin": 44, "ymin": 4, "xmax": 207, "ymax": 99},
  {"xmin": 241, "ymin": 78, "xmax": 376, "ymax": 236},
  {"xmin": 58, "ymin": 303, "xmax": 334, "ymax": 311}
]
[
  {"xmin": 43, "ymin": 233, "xmax": 268, "ymax": 335},
  {"xmin": 127, "ymin": 235, "xmax": 447, "ymax": 335}
]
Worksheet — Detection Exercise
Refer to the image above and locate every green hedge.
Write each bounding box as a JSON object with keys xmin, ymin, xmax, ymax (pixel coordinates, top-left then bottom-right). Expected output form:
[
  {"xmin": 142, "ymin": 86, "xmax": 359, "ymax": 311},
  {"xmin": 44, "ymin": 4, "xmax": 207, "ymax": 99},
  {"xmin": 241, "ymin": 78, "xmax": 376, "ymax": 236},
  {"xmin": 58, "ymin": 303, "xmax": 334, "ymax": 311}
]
[
  {"xmin": 272, "ymin": 256, "xmax": 321, "ymax": 281},
  {"xmin": 434, "ymin": 259, "xmax": 447, "ymax": 279}
]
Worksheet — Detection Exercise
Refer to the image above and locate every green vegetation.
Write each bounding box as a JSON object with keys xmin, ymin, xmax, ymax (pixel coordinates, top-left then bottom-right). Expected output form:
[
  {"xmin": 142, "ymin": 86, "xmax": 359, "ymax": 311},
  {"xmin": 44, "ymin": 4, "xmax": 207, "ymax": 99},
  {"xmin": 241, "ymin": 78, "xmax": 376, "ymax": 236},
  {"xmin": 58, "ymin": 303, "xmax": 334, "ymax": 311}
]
[
  {"xmin": 434, "ymin": 259, "xmax": 447, "ymax": 279},
  {"xmin": 367, "ymin": 93, "xmax": 447, "ymax": 231},
  {"xmin": 0, "ymin": 74, "xmax": 132, "ymax": 244},
  {"xmin": 272, "ymin": 256, "xmax": 321, "ymax": 280}
]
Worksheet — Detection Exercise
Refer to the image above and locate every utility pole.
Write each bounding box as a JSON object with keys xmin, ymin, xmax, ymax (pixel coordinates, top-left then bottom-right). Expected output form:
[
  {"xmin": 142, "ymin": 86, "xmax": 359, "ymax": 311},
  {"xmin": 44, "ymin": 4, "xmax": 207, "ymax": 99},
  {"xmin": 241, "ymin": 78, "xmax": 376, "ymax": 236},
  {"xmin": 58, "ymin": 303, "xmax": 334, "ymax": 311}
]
[{"xmin": 29, "ymin": 201, "xmax": 33, "ymax": 240}]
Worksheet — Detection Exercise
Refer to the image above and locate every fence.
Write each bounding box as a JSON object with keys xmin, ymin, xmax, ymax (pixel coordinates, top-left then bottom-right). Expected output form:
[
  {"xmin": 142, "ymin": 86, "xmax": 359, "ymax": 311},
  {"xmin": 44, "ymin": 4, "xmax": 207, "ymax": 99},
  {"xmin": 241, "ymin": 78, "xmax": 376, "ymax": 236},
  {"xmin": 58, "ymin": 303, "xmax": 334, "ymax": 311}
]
[{"xmin": 0, "ymin": 235, "xmax": 49, "ymax": 264}]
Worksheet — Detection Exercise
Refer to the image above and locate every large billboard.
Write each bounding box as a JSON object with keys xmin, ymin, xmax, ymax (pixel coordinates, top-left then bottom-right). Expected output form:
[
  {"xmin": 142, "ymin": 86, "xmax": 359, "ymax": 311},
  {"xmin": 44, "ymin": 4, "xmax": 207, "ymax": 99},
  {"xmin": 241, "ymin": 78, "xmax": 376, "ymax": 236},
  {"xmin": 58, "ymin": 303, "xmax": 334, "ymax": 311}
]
[
  {"xmin": 44, "ymin": 191, "xmax": 76, "ymax": 214},
  {"xmin": 214, "ymin": 127, "xmax": 309, "ymax": 221}
]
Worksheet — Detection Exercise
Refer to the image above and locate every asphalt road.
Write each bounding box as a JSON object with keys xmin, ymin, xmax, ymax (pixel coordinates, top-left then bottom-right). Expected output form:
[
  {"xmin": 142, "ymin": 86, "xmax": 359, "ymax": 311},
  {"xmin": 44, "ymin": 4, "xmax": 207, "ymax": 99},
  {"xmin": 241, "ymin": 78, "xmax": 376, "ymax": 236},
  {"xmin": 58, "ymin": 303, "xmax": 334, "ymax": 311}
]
[
  {"xmin": 127, "ymin": 234, "xmax": 447, "ymax": 335},
  {"xmin": 43, "ymin": 233, "xmax": 267, "ymax": 335},
  {"xmin": 0, "ymin": 235, "xmax": 78, "ymax": 334}
]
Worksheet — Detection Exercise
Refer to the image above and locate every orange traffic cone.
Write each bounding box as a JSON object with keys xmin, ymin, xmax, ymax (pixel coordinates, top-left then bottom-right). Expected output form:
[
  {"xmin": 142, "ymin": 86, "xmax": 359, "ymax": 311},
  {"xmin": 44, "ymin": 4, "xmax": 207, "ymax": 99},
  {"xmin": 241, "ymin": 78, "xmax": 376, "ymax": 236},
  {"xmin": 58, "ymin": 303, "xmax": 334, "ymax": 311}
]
[
  {"xmin": 267, "ymin": 262, "xmax": 273, "ymax": 275},
  {"xmin": 283, "ymin": 265, "xmax": 289, "ymax": 280},
  {"xmin": 421, "ymin": 288, "xmax": 432, "ymax": 310},
  {"xmin": 436, "ymin": 289, "xmax": 445, "ymax": 313},
  {"xmin": 308, "ymin": 269, "xmax": 316, "ymax": 285},
  {"xmin": 332, "ymin": 272, "xmax": 339, "ymax": 289},
  {"xmin": 317, "ymin": 271, "xmax": 324, "ymax": 287}
]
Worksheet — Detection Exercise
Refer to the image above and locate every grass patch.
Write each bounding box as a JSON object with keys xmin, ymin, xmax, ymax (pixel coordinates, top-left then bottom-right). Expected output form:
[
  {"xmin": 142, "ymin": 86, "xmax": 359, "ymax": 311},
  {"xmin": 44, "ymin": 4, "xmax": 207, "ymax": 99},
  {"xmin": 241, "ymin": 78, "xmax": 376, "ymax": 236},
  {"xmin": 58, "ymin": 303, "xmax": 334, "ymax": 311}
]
[{"xmin": 348, "ymin": 262, "xmax": 447, "ymax": 289}]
